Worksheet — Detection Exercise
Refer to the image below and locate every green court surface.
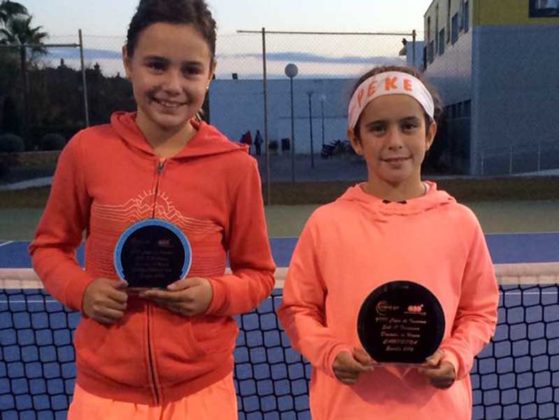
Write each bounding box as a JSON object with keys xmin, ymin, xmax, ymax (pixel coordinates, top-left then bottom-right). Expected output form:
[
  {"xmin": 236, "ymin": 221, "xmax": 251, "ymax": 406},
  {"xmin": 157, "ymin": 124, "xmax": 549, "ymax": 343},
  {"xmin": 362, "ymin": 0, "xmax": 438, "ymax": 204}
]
[
  {"xmin": 1, "ymin": 200, "xmax": 559, "ymax": 241},
  {"xmin": 266, "ymin": 200, "xmax": 559, "ymax": 236}
]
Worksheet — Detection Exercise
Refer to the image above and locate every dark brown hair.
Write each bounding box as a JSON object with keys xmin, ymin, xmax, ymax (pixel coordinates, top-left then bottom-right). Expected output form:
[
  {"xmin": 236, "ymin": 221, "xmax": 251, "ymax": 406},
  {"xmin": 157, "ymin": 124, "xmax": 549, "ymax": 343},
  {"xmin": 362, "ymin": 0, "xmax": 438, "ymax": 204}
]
[{"xmin": 126, "ymin": 0, "xmax": 216, "ymax": 60}]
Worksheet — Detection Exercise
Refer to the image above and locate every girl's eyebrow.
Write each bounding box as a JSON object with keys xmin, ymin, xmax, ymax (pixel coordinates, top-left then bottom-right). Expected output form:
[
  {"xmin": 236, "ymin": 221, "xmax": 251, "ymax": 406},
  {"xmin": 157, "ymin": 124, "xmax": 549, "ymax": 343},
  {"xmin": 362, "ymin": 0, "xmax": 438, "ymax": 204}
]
[
  {"xmin": 366, "ymin": 115, "xmax": 419, "ymax": 125},
  {"xmin": 364, "ymin": 119, "xmax": 387, "ymax": 126},
  {"xmin": 142, "ymin": 55, "xmax": 168, "ymax": 62},
  {"xmin": 142, "ymin": 55, "xmax": 205, "ymax": 66}
]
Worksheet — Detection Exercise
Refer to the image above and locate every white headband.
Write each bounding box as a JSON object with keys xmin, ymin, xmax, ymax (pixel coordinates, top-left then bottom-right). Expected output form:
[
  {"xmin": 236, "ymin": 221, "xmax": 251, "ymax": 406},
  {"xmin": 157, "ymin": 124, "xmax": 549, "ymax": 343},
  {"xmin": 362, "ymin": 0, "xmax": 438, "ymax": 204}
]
[{"xmin": 347, "ymin": 71, "xmax": 435, "ymax": 130}]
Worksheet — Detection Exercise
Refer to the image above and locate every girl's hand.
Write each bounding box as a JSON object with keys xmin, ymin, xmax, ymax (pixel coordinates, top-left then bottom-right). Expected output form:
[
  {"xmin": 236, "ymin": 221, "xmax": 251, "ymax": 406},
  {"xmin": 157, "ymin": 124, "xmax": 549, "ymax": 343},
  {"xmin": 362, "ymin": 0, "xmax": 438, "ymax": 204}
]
[
  {"xmin": 417, "ymin": 350, "xmax": 456, "ymax": 389},
  {"xmin": 139, "ymin": 277, "xmax": 213, "ymax": 316},
  {"xmin": 332, "ymin": 348, "xmax": 375, "ymax": 385},
  {"xmin": 83, "ymin": 278, "xmax": 128, "ymax": 325}
]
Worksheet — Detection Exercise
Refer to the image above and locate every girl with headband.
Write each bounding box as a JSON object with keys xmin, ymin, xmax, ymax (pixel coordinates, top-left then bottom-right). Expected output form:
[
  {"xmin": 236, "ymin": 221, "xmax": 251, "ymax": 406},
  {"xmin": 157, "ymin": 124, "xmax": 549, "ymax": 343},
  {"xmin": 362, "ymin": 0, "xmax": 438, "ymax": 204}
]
[
  {"xmin": 278, "ymin": 65, "xmax": 499, "ymax": 419},
  {"xmin": 30, "ymin": 0, "xmax": 275, "ymax": 418}
]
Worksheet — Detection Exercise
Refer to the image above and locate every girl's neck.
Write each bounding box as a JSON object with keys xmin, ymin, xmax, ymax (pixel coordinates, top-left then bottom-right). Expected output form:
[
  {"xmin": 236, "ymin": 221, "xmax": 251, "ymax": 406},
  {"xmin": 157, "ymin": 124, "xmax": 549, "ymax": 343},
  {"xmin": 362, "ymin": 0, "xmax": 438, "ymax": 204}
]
[
  {"xmin": 363, "ymin": 178, "xmax": 428, "ymax": 202},
  {"xmin": 136, "ymin": 117, "xmax": 196, "ymax": 158}
]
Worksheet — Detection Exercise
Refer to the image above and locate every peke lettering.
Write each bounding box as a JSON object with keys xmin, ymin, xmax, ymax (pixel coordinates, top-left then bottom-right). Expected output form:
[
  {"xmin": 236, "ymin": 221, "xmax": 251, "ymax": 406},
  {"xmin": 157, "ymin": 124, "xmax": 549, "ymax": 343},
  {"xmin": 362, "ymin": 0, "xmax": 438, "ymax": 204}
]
[
  {"xmin": 403, "ymin": 78, "xmax": 413, "ymax": 91},
  {"xmin": 367, "ymin": 80, "xmax": 377, "ymax": 97},
  {"xmin": 357, "ymin": 89, "xmax": 365, "ymax": 107},
  {"xmin": 384, "ymin": 77, "xmax": 398, "ymax": 90}
]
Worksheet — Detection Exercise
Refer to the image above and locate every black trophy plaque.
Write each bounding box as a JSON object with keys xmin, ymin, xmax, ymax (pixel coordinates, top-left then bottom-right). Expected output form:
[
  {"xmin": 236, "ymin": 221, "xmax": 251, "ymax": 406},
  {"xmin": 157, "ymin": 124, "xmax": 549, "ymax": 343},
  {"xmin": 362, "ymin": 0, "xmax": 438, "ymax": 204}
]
[
  {"xmin": 357, "ymin": 281, "xmax": 445, "ymax": 364},
  {"xmin": 114, "ymin": 219, "xmax": 191, "ymax": 289}
]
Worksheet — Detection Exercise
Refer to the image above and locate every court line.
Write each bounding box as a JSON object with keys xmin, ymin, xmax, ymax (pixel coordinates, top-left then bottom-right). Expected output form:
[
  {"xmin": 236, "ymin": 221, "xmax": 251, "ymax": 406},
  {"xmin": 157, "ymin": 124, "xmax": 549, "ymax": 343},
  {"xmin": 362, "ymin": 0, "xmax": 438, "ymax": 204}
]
[
  {"xmin": 0, "ymin": 241, "xmax": 14, "ymax": 248},
  {"xmin": 2, "ymin": 265, "xmax": 559, "ymax": 290}
]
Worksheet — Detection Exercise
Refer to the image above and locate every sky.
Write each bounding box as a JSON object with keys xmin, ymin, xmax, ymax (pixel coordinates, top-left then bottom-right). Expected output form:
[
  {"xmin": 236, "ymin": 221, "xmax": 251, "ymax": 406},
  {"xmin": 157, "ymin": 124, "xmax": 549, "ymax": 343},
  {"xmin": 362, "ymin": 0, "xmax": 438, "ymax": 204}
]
[
  {"xmin": 21, "ymin": 0, "xmax": 433, "ymax": 36},
  {"xmin": 17, "ymin": 0, "xmax": 434, "ymax": 78}
]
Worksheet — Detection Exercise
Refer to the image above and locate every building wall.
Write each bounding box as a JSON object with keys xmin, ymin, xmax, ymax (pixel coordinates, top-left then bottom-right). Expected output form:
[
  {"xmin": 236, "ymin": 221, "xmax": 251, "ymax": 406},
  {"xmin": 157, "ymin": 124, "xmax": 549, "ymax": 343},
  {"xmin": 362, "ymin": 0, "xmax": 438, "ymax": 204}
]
[
  {"xmin": 474, "ymin": 0, "xmax": 559, "ymax": 26},
  {"xmin": 473, "ymin": 24, "xmax": 559, "ymax": 175},
  {"xmin": 424, "ymin": 0, "xmax": 473, "ymax": 102},
  {"xmin": 424, "ymin": 0, "xmax": 559, "ymax": 175},
  {"xmin": 424, "ymin": 0, "xmax": 474, "ymax": 173},
  {"xmin": 209, "ymin": 78, "xmax": 352, "ymax": 154}
]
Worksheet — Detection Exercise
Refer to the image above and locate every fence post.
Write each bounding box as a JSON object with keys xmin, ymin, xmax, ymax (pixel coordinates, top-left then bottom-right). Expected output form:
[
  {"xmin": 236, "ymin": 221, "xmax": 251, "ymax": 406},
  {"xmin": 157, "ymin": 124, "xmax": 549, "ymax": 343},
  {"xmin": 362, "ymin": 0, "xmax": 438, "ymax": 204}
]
[
  {"xmin": 412, "ymin": 29, "xmax": 417, "ymax": 68},
  {"xmin": 537, "ymin": 141, "xmax": 541, "ymax": 172},
  {"xmin": 78, "ymin": 29, "xmax": 90, "ymax": 127},
  {"xmin": 509, "ymin": 144, "xmax": 513, "ymax": 174},
  {"xmin": 261, "ymin": 27, "xmax": 271, "ymax": 205}
]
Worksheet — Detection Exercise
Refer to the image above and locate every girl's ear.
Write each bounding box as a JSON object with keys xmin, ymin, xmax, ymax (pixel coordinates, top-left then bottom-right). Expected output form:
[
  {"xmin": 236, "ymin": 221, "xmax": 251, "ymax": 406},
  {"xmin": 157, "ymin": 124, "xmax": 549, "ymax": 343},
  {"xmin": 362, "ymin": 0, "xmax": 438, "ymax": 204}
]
[
  {"xmin": 209, "ymin": 59, "xmax": 217, "ymax": 80},
  {"xmin": 122, "ymin": 45, "xmax": 132, "ymax": 79},
  {"xmin": 348, "ymin": 128, "xmax": 363, "ymax": 156},
  {"xmin": 425, "ymin": 120, "xmax": 437, "ymax": 150}
]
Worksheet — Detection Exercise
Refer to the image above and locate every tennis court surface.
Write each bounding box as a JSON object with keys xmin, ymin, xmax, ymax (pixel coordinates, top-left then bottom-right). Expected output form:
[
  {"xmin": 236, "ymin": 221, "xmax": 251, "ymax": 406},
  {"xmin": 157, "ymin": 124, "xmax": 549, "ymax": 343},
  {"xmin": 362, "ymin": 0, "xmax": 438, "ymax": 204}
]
[{"xmin": 1, "ymin": 233, "xmax": 558, "ymax": 419}]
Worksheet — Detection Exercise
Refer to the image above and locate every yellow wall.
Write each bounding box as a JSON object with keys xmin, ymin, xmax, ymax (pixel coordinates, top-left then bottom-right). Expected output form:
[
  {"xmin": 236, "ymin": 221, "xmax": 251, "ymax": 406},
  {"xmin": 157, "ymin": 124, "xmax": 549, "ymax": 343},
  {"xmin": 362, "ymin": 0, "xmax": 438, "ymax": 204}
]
[
  {"xmin": 473, "ymin": 0, "xmax": 559, "ymax": 26},
  {"xmin": 425, "ymin": 0, "xmax": 559, "ymax": 31}
]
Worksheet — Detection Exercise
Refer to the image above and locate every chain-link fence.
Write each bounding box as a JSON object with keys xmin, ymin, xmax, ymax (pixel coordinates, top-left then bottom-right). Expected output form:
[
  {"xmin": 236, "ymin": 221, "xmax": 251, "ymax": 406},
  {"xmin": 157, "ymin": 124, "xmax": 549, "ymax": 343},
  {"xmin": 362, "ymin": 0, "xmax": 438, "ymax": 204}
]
[
  {"xmin": 209, "ymin": 29, "xmax": 420, "ymax": 201},
  {"xmin": 3, "ymin": 26, "xmax": 556, "ymax": 189},
  {"xmin": 0, "ymin": 29, "xmax": 418, "ymax": 188}
]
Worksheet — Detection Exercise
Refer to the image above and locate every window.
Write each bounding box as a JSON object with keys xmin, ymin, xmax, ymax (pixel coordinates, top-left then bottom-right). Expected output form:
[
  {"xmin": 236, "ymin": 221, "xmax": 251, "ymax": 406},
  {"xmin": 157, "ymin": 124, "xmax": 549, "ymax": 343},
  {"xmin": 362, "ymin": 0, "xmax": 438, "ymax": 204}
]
[
  {"xmin": 530, "ymin": 0, "xmax": 559, "ymax": 17},
  {"xmin": 459, "ymin": 0, "xmax": 465, "ymax": 30},
  {"xmin": 446, "ymin": 0, "xmax": 452, "ymax": 43},
  {"xmin": 463, "ymin": 100, "xmax": 471, "ymax": 118},
  {"xmin": 451, "ymin": 13, "xmax": 459, "ymax": 44},
  {"xmin": 463, "ymin": 1, "xmax": 470, "ymax": 32},
  {"xmin": 438, "ymin": 29, "xmax": 445, "ymax": 55},
  {"xmin": 435, "ymin": 5, "xmax": 439, "ymax": 56},
  {"xmin": 427, "ymin": 16, "xmax": 431, "ymax": 44},
  {"xmin": 427, "ymin": 41, "xmax": 435, "ymax": 64}
]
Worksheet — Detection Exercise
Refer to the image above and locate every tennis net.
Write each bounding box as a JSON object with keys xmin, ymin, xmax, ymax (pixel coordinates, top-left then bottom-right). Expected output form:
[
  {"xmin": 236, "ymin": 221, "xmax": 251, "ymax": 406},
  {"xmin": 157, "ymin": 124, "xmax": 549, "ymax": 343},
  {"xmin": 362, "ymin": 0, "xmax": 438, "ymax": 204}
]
[{"xmin": 1, "ymin": 264, "xmax": 558, "ymax": 420}]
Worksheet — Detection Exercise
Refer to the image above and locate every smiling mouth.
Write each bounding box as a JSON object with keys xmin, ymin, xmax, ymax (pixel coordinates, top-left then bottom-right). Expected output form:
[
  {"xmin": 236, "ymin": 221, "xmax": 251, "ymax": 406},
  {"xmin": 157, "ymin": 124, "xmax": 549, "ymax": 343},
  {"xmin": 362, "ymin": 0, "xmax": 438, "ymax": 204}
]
[
  {"xmin": 152, "ymin": 98, "xmax": 186, "ymax": 109},
  {"xmin": 382, "ymin": 156, "xmax": 411, "ymax": 163}
]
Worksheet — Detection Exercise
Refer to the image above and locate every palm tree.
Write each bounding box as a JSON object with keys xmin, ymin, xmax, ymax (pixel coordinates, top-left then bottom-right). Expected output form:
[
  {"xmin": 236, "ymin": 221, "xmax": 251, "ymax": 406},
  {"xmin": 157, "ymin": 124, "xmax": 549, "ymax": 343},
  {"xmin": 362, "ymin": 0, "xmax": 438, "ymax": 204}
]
[
  {"xmin": 0, "ymin": 1, "xmax": 27, "ymax": 26},
  {"xmin": 0, "ymin": 15, "xmax": 48, "ymax": 59},
  {"xmin": 0, "ymin": 14, "xmax": 48, "ymax": 148},
  {"xmin": 0, "ymin": 0, "xmax": 29, "ymax": 89}
]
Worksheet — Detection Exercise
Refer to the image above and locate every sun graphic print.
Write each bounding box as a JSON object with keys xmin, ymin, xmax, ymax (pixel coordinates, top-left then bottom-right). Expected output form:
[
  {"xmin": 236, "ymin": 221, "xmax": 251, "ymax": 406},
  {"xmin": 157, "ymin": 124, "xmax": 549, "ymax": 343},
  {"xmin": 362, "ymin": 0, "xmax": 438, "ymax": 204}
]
[{"xmin": 89, "ymin": 190, "xmax": 225, "ymax": 279}]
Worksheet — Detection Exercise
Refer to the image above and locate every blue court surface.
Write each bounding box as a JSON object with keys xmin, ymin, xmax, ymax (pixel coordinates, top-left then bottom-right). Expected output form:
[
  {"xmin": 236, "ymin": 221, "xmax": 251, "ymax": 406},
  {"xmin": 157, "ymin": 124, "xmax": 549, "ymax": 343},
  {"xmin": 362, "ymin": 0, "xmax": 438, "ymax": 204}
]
[
  {"xmin": 1, "ymin": 232, "xmax": 559, "ymax": 268},
  {"xmin": 1, "ymin": 233, "xmax": 559, "ymax": 419}
]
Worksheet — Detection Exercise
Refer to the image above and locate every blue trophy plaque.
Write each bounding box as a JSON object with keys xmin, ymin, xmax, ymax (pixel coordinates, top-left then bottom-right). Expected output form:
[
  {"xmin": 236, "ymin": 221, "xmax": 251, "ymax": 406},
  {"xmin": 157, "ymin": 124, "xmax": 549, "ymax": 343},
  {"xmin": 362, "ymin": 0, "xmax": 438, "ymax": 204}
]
[{"xmin": 114, "ymin": 219, "xmax": 192, "ymax": 289}]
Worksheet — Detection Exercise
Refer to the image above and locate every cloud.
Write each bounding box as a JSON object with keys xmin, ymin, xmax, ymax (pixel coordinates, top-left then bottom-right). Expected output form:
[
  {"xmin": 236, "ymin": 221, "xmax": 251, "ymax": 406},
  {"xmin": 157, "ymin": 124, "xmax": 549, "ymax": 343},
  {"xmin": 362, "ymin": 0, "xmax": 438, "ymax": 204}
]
[
  {"xmin": 46, "ymin": 48, "xmax": 403, "ymax": 66},
  {"xmin": 47, "ymin": 47, "xmax": 122, "ymax": 60},
  {"xmin": 40, "ymin": 48, "xmax": 405, "ymax": 78},
  {"xmin": 218, "ymin": 51, "xmax": 402, "ymax": 65}
]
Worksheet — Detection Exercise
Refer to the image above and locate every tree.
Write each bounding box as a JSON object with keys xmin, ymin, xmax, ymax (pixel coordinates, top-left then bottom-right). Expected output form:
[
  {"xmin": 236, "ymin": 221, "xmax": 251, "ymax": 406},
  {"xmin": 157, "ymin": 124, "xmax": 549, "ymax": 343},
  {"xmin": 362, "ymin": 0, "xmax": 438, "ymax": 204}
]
[
  {"xmin": 0, "ymin": 0, "xmax": 28, "ymax": 96},
  {"xmin": 0, "ymin": 15, "xmax": 48, "ymax": 58},
  {"xmin": 0, "ymin": 1, "xmax": 27, "ymax": 26},
  {"xmin": 0, "ymin": 14, "xmax": 48, "ymax": 148}
]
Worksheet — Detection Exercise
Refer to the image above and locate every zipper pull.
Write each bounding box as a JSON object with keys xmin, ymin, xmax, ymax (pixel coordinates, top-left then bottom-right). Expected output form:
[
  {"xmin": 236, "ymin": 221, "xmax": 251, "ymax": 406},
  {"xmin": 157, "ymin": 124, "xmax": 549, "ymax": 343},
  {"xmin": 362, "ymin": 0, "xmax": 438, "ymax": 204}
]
[{"xmin": 157, "ymin": 159, "xmax": 165, "ymax": 174}]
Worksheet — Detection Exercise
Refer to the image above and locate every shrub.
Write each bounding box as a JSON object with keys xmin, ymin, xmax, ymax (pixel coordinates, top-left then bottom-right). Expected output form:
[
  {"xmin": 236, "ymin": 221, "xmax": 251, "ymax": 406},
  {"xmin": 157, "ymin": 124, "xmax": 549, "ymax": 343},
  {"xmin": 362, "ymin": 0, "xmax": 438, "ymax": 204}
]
[
  {"xmin": 39, "ymin": 133, "xmax": 66, "ymax": 151},
  {"xmin": 0, "ymin": 133, "xmax": 25, "ymax": 153}
]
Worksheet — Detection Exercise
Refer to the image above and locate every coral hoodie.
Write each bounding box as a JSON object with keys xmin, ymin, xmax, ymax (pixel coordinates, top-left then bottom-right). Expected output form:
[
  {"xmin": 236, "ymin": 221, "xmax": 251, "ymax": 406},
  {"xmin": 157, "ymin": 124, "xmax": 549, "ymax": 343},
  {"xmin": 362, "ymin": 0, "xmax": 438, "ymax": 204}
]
[
  {"xmin": 29, "ymin": 112, "xmax": 275, "ymax": 404},
  {"xmin": 278, "ymin": 183, "xmax": 498, "ymax": 420}
]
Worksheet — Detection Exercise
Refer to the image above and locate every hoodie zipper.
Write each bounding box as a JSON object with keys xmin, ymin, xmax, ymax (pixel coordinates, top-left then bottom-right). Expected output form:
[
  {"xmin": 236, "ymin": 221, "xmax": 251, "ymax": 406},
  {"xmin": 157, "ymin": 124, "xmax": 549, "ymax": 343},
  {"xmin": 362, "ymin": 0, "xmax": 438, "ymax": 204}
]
[
  {"xmin": 147, "ymin": 158, "xmax": 166, "ymax": 404},
  {"xmin": 146, "ymin": 304, "xmax": 161, "ymax": 404},
  {"xmin": 152, "ymin": 158, "xmax": 166, "ymax": 218}
]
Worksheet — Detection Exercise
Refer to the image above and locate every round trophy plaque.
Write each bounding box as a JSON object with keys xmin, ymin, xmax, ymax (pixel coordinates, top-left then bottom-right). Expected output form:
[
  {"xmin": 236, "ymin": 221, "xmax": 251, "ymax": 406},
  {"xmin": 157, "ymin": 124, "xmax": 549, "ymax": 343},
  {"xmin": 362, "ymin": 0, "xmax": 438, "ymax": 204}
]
[
  {"xmin": 357, "ymin": 281, "xmax": 445, "ymax": 364},
  {"xmin": 114, "ymin": 219, "xmax": 192, "ymax": 289}
]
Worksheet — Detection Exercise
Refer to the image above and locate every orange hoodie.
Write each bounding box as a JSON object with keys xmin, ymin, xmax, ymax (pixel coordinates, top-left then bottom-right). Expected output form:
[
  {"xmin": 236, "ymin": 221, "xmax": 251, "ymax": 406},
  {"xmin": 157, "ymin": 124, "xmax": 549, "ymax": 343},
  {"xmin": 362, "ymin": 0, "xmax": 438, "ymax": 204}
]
[
  {"xmin": 278, "ymin": 183, "xmax": 498, "ymax": 420},
  {"xmin": 29, "ymin": 112, "xmax": 275, "ymax": 405}
]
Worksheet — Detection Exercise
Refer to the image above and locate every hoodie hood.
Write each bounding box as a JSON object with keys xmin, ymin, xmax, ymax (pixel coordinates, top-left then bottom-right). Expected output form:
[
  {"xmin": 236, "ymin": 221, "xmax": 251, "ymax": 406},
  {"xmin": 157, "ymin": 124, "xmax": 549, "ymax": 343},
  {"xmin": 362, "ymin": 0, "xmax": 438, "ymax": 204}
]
[
  {"xmin": 337, "ymin": 182, "xmax": 455, "ymax": 221},
  {"xmin": 110, "ymin": 111, "xmax": 247, "ymax": 159}
]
